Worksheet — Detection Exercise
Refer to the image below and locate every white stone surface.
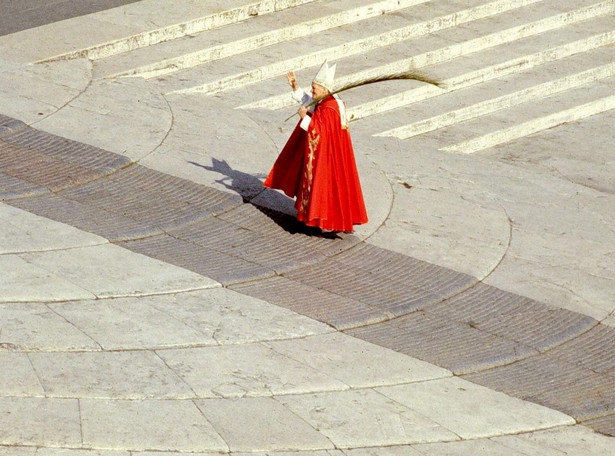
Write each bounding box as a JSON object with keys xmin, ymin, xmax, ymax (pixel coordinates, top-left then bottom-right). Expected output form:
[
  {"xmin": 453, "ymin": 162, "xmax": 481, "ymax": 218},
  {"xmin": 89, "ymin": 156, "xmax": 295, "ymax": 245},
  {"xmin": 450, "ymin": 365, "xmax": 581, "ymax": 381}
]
[
  {"xmin": 0, "ymin": 255, "xmax": 95, "ymax": 302},
  {"xmin": 0, "ymin": 203, "xmax": 106, "ymax": 254},
  {"xmin": 0, "ymin": 59, "xmax": 91, "ymax": 124},
  {"xmin": 0, "ymin": 353, "xmax": 44, "ymax": 396},
  {"xmin": 29, "ymin": 351, "xmax": 195, "ymax": 399},
  {"xmin": 80, "ymin": 399, "xmax": 227, "ymax": 451},
  {"xmin": 377, "ymin": 377, "xmax": 575, "ymax": 439},
  {"xmin": 139, "ymin": 93, "xmax": 279, "ymax": 198},
  {"xmin": 412, "ymin": 439, "xmax": 538, "ymax": 455},
  {"xmin": 0, "ymin": 303, "xmax": 99, "ymax": 351},
  {"xmin": 158, "ymin": 342, "xmax": 347, "ymax": 398},
  {"xmin": 195, "ymin": 396, "xmax": 335, "ymax": 451},
  {"xmin": 0, "ymin": 93, "xmax": 58, "ymax": 124},
  {"xmin": 0, "ymin": 398, "xmax": 81, "ymax": 446},
  {"xmin": 36, "ymin": 450, "xmax": 129, "ymax": 456},
  {"xmin": 484, "ymin": 252, "xmax": 615, "ymax": 321},
  {"xmin": 145, "ymin": 288, "xmax": 333, "ymax": 344},
  {"xmin": 493, "ymin": 425, "xmax": 615, "ymax": 456},
  {"xmin": 366, "ymin": 182, "xmax": 510, "ymax": 279},
  {"xmin": 49, "ymin": 297, "xmax": 213, "ymax": 350},
  {"xmin": 0, "ymin": 448, "xmax": 36, "ymax": 456},
  {"xmin": 342, "ymin": 447, "xmax": 424, "ymax": 456},
  {"xmin": 232, "ymin": 452, "xmax": 345, "ymax": 456},
  {"xmin": 602, "ymin": 314, "xmax": 615, "ymax": 328},
  {"xmin": 96, "ymin": 0, "xmax": 419, "ymax": 79},
  {"xmin": 0, "ymin": 17, "xmax": 138, "ymax": 63},
  {"xmin": 17, "ymin": 243, "xmax": 219, "ymax": 298},
  {"xmin": 265, "ymin": 332, "xmax": 451, "ymax": 387},
  {"xmin": 278, "ymin": 389, "xmax": 459, "ymax": 447},
  {"xmin": 35, "ymin": 78, "xmax": 171, "ymax": 161}
]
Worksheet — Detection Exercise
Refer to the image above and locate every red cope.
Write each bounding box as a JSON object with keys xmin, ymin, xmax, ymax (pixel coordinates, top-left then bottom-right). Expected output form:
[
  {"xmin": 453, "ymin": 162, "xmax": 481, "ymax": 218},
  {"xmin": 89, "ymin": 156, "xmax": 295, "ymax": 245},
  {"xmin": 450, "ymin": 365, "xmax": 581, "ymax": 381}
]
[{"xmin": 264, "ymin": 95, "xmax": 368, "ymax": 232}]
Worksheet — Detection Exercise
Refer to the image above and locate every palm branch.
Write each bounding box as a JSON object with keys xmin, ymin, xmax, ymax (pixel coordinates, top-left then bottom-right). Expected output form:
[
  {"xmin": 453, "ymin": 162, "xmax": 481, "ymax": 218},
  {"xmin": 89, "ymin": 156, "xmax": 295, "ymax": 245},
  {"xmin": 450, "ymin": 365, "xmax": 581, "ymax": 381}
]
[{"xmin": 284, "ymin": 70, "xmax": 442, "ymax": 122}]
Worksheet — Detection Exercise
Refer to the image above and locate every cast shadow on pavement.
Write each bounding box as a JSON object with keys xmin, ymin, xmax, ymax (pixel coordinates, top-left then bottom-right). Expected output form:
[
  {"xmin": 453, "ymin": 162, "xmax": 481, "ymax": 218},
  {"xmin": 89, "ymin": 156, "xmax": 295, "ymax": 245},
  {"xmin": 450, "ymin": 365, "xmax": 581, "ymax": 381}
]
[{"xmin": 188, "ymin": 158, "xmax": 332, "ymax": 237}]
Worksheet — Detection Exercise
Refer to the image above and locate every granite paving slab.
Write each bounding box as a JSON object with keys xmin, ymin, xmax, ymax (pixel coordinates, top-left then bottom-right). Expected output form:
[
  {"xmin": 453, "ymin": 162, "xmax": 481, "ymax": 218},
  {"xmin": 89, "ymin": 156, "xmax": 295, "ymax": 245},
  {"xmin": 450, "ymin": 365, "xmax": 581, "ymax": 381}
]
[
  {"xmin": 277, "ymin": 389, "xmax": 459, "ymax": 447},
  {"xmin": 194, "ymin": 396, "xmax": 335, "ymax": 452},
  {"xmin": 18, "ymin": 243, "xmax": 219, "ymax": 298},
  {"xmin": 494, "ymin": 425, "xmax": 615, "ymax": 455},
  {"xmin": 0, "ymin": 255, "xmax": 95, "ymax": 303},
  {"xmin": 158, "ymin": 343, "xmax": 347, "ymax": 398},
  {"xmin": 28, "ymin": 351, "xmax": 196, "ymax": 399},
  {"xmin": 0, "ymin": 303, "xmax": 100, "ymax": 352},
  {"xmin": 0, "ymin": 203, "xmax": 106, "ymax": 254},
  {"xmin": 7, "ymin": 193, "xmax": 161, "ymax": 242},
  {"xmin": 377, "ymin": 377, "xmax": 574, "ymax": 439},
  {"xmin": 462, "ymin": 355, "xmax": 597, "ymax": 400},
  {"xmin": 117, "ymin": 234, "xmax": 275, "ymax": 286},
  {"xmin": 264, "ymin": 332, "xmax": 451, "ymax": 388},
  {"xmin": 229, "ymin": 275, "xmax": 390, "ymax": 330},
  {"xmin": 0, "ymin": 398, "xmax": 81, "ymax": 446},
  {"xmin": 80, "ymin": 399, "xmax": 228, "ymax": 451},
  {"xmin": 0, "ymin": 353, "xmax": 45, "ymax": 396}
]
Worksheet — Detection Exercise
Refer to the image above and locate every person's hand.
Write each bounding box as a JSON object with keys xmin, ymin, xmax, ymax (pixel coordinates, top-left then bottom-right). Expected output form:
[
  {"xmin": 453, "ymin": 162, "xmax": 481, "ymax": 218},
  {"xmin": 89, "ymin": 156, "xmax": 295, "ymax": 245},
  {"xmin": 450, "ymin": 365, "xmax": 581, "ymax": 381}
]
[
  {"xmin": 298, "ymin": 106, "xmax": 308, "ymax": 118},
  {"xmin": 287, "ymin": 71, "xmax": 299, "ymax": 91}
]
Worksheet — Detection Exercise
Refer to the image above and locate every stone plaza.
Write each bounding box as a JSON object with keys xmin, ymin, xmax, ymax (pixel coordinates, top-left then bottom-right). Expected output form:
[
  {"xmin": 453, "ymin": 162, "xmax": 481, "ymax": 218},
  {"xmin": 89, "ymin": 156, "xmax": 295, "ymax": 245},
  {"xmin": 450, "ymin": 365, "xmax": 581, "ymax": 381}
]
[{"xmin": 0, "ymin": 0, "xmax": 614, "ymax": 453}]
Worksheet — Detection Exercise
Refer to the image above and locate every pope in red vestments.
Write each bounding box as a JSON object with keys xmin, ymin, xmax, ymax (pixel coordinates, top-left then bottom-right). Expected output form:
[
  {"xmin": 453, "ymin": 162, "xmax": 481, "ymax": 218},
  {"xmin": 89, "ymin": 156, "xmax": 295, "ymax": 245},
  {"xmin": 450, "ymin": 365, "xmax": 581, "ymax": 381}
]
[{"xmin": 263, "ymin": 63, "xmax": 368, "ymax": 233}]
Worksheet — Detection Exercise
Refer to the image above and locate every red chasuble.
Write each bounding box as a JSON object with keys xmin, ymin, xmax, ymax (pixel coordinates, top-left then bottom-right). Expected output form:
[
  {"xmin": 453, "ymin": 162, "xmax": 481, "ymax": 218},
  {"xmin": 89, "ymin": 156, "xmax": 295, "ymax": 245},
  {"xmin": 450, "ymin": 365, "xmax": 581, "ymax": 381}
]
[{"xmin": 264, "ymin": 95, "xmax": 368, "ymax": 232}]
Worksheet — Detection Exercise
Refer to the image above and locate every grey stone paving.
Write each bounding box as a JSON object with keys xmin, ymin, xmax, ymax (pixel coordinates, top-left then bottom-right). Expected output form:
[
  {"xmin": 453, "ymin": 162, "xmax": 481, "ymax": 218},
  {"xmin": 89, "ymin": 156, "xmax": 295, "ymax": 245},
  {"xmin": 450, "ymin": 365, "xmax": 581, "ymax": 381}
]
[
  {"xmin": 1, "ymin": 120, "xmax": 615, "ymax": 435},
  {"xmin": 0, "ymin": 0, "xmax": 142, "ymax": 37}
]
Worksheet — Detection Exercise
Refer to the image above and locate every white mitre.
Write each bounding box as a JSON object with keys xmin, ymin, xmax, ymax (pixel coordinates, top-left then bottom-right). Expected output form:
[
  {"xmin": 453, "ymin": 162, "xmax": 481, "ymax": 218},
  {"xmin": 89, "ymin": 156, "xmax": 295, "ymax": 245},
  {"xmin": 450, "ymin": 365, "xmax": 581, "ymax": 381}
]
[{"xmin": 312, "ymin": 60, "xmax": 336, "ymax": 91}]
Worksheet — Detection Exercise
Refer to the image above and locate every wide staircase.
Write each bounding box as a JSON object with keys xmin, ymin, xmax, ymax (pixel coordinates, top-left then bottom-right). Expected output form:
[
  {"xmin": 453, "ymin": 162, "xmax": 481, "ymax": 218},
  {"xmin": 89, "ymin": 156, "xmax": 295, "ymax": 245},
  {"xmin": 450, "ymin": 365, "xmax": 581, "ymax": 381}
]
[{"xmin": 73, "ymin": 0, "xmax": 614, "ymax": 162}]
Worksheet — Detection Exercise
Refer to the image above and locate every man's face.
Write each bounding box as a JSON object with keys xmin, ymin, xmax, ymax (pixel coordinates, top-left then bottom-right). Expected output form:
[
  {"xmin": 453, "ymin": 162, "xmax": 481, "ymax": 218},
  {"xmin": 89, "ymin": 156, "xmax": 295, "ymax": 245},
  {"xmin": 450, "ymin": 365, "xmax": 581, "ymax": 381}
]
[{"xmin": 312, "ymin": 83, "xmax": 329, "ymax": 99}]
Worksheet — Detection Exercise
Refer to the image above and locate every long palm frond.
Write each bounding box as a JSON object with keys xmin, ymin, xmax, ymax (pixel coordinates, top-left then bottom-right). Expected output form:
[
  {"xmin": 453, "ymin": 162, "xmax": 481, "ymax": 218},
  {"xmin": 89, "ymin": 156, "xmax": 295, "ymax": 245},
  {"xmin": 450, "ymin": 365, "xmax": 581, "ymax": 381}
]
[{"xmin": 284, "ymin": 70, "xmax": 442, "ymax": 122}]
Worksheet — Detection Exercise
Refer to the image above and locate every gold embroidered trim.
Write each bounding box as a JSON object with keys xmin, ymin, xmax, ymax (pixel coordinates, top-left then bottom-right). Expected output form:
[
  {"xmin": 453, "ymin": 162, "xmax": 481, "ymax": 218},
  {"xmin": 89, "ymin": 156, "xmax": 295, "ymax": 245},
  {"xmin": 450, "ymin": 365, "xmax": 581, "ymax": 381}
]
[{"xmin": 299, "ymin": 130, "xmax": 320, "ymax": 214}]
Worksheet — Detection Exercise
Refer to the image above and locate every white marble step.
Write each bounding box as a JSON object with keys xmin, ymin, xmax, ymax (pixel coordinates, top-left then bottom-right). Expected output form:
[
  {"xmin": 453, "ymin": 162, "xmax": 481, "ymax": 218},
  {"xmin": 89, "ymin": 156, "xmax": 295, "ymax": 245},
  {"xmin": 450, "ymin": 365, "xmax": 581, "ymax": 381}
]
[
  {"xmin": 159, "ymin": 0, "xmax": 549, "ymax": 96},
  {"xmin": 237, "ymin": 0, "xmax": 614, "ymax": 110},
  {"xmin": 220, "ymin": 0, "xmax": 568, "ymax": 108},
  {"xmin": 411, "ymin": 78, "xmax": 615, "ymax": 154},
  {"xmin": 375, "ymin": 49, "xmax": 615, "ymax": 140},
  {"xmin": 94, "ymin": 0, "xmax": 426, "ymax": 80},
  {"xmin": 345, "ymin": 15, "xmax": 615, "ymax": 129},
  {"xmin": 444, "ymin": 99, "xmax": 615, "ymax": 153},
  {"xmin": 42, "ymin": 0, "xmax": 318, "ymax": 62}
]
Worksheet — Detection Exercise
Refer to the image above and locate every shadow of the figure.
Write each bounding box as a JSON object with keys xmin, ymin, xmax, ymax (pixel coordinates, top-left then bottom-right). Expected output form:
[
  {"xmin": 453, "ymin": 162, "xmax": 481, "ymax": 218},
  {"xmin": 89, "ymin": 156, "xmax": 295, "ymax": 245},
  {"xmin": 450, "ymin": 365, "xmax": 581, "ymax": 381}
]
[
  {"xmin": 189, "ymin": 158, "xmax": 333, "ymax": 237},
  {"xmin": 189, "ymin": 158, "xmax": 265, "ymax": 202}
]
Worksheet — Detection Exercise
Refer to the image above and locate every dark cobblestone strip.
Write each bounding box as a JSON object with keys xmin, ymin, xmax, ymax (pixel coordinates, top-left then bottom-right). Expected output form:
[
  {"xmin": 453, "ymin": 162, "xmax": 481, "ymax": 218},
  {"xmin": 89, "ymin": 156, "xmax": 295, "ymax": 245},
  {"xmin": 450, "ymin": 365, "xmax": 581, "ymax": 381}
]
[
  {"xmin": 0, "ymin": 172, "xmax": 48, "ymax": 200},
  {"xmin": 346, "ymin": 310, "xmax": 538, "ymax": 374},
  {"xmin": 2, "ymin": 118, "xmax": 615, "ymax": 435},
  {"xmin": 117, "ymin": 233, "xmax": 275, "ymax": 285},
  {"xmin": 4, "ymin": 128, "xmax": 131, "ymax": 173},
  {"xmin": 424, "ymin": 282, "xmax": 597, "ymax": 352}
]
